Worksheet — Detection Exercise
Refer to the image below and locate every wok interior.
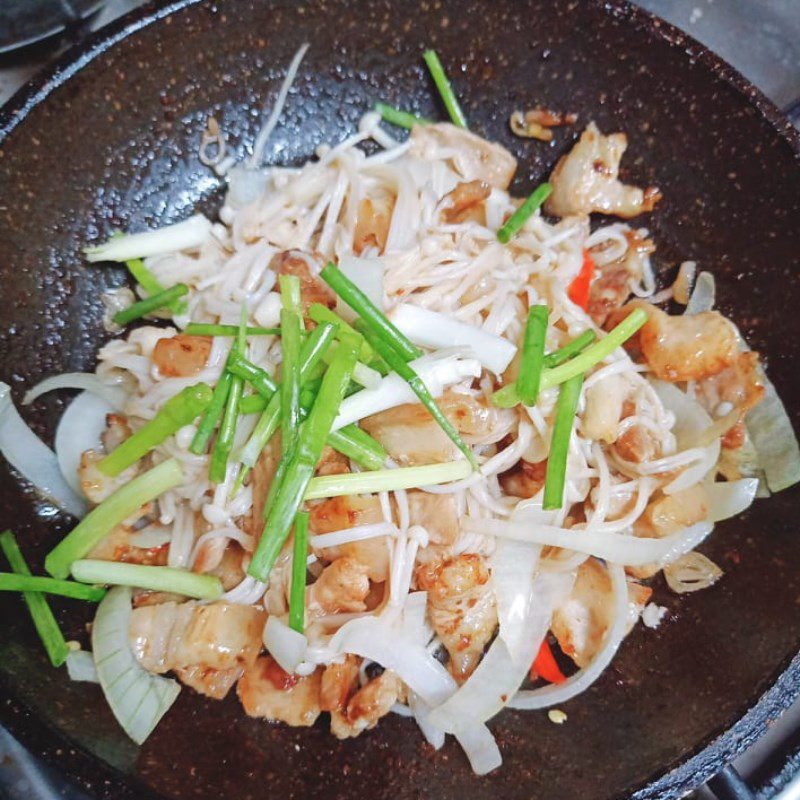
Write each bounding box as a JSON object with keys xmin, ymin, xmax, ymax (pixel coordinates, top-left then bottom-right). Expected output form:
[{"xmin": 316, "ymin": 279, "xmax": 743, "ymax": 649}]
[{"xmin": 0, "ymin": 1, "xmax": 799, "ymax": 798}]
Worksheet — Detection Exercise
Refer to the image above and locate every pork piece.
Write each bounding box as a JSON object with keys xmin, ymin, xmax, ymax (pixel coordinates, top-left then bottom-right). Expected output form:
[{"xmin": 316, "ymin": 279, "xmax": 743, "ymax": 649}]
[
  {"xmin": 407, "ymin": 491, "xmax": 460, "ymax": 545},
  {"xmin": 269, "ymin": 250, "xmax": 335, "ymax": 312},
  {"xmin": 441, "ymin": 180, "xmax": 491, "ymax": 225},
  {"xmin": 307, "ymin": 557, "xmax": 371, "ymax": 615},
  {"xmin": 416, "ymin": 554, "xmax": 497, "ymax": 681},
  {"xmin": 205, "ymin": 542, "xmax": 247, "ymax": 590},
  {"xmin": 88, "ymin": 523, "xmax": 168, "ymax": 566},
  {"xmin": 152, "ymin": 334, "xmax": 212, "ymax": 378},
  {"xmin": 130, "ymin": 601, "xmax": 265, "ymax": 699},
  {"xmin": 587, "ymin": 230, "xmax": 655, "ymax": 326},
  {"xmin": 361, "ymin": 391, "xmax": 507, "ymax": 466},
  {"xmin": 238, "ymin": 656, "xmax": 322, "ymax": 726},
  {"xmin": 581, "ymin": 375, "xmax": 630, "ymax": 444},
  {"xmin": 499, "ymin": 458, "xmax": 547, "ymax": 499},
  {"xmin": 628, "ymin": 485, "xmax": 709, "ymax": 579},
  {"xmin": 354, "ymin": 194, "xmax": 393, "ymax": 254},
  {"xmin": 309, "ymin": 495, "xmax": 389, "ymax": 582},
  {"xmin": 545, "ymin": 122, "xmax": 661, "ymax": 219},
  {"xmin": 330, "ymin": 670, "xmax": 403, "ymax": 739},
  {"xmin": 609, "ymin": 301, "xmax": 739, "ymax": 382},
  {"xmin": 551, "ymin": 558, "xmax": 651, "ymax": 668},
  {"xmin": 320, "ymin": 654, "xmax": 361, "ymax": 713},
  {"xmin": 612, "ymin": 423, "xmax": 660, "ymax": 464},
  {"xmin": 411, "ymin": 123, "xmax": 517, "ymax": 190},
  {"xmin": 696, "ymin": 351, "xmax": 766, "ymax": 448},
  {"xmin": 315, "ymin": 445, "xmax": 351, "ymax": 477},
  {"xmin": 79, "ymin": 414, "xmax": 138, "ymax": 504}
]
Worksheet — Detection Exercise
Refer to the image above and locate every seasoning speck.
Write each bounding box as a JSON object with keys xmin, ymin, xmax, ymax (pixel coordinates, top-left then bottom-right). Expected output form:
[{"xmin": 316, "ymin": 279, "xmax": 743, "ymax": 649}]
[{"xmin": 548, "ymin": 709, "xmax": 567, "ymax": 725}]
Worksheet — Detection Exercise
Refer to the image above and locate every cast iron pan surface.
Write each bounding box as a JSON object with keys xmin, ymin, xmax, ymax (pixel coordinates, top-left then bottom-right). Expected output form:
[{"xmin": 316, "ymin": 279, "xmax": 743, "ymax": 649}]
[{"xmin": 0, "ymin": 1, "xmax": 798, "ymax": 798}]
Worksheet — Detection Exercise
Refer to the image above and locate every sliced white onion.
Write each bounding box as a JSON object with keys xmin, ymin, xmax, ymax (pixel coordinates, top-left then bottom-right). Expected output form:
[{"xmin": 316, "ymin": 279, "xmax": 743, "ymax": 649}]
[
  {"xmin": 407, "ymin": 690, "xmax": 445, "ymax": 750},
  {"xmin": 325, "ymin": 616, "xmax": 457, "ymax": 707},
  {"xmin": 66, "ymin": 649, "xmax": 99, "ymax": 683},
  {"xmin": 652, "ymin": 380, "xmax": 720, "ymax": 494},
  {"xmin": 463, "ymin": 517, "xmax": 714, "ymax": 568},
  {"xmin": 706, "ymin": 478, "xmax": 758, "ymax": 522},
  {"xmin": 55, "ymin": 391, "xmax": 114, "ymax": 496},
  {"xmin": 454, "ymin": 723, "xmax": 503, "ymax": 776},
  {"xmin": 351, "ymin": 360, "xmax": 382, "ymax": 390},
  {"xmin": 0, "ymin": 382, "xmax": 87, "ymax": 518},
  {"xmin": 263, "ymin": 615, "xmax": 307, "ymax": 673},
  {"xmin": 685, "ymin": 270, "xmax": 716, "ymax": 314},
  {"xmin": 507, "ymin": 563, "xmax": 628, "ymax": 710},
  {"xmin": 24, "ymin": 372, "xmax": 127, "ymax": 410},
  {"xmin": 332, "ymin": 351, "xmax": 481, "ymax": 431},
  {"xmin": 389, "ymin": 304, "xmax": 517, "ymax": 375},
  {"xmin": 745, "ymin": 372, "xmax": 800, "ymax": 493},
  {"xmin": 84, "ymin": 214, "xmax": 212, "ymax": 263},
  {"xmin": 337, "ymin": 255, "xmax": 386, "ymax": 321},
  {"xmin": 401, "ymin": 591, "xmax": 432, "ymax": 644},
  {"xmin": 91, "ymin": 586, "xmax": 180, "ymax": 744},
  {"xmin": 664, "ymin": 551, "xmax": 723, "ymax": 593},
  {"xmin": 491, "ymin": 539, "xmax": 542, "ymax": 664},
  {"xmin": 428, "ymin": 570, "xmax": 573, "ymax": 731}
]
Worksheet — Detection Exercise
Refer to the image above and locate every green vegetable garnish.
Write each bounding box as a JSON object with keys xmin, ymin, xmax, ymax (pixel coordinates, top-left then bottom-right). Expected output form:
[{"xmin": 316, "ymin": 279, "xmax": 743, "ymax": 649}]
[
  {"xmin": 544, "ymin": 329, "xmax": 596, "ymax": 368},
  {"xmin": 189, "ymin": 372, "xmax": 233, "ymax": 454},
  {"xmin": 422, "ymin": 49, "xmax": 468, "ymax": 128},
  {"xmin": 374, "ymin": 102, "xmax": 432, "ymax": 129},
  {"xmin": 492, "ymin": 308, "xmax": 647, "ymax": 408},
  {"xmin": 320, "ymin": 263, "xmax": 421, "ymax": 362},
  {"xmin": 357, "ymin": 322, "xmax": 477, "ymax": 469},
  {"xmin": 113, "ymin": 283, "xmax": 189, "ymax": 326},
  {"xmin": 497, "ymin": 184, "xmax": 553, "ymax": 244},
  {"xmin": 517, "ymin": 305, "xmax": 548, "ymax": 407},
  {"xmin": 0, "ymin": 530, "xmax": 69, "ymax": 667},
  {"xmin": 0, "ymin": 573, "xmax": 105, "ymax": 602},
  {"xmin": 98, "ymin": 383, "xmax": 213, "ymax": 477},
  {"xmin": 227, "ymin": 353, "xmax": 279, "ymax": 399},
  {"xmin": 288, "ymin": 511, "xmax": 309, "ymax": 634},
  {"xmin": 279, "ymin": 275, "xmax": 303, "ymax": 457},
  {"xmin": 542, "ymin": 373, "xmax": 584, "ymax": 510},
  {"xmin": 125, "ymin": 259, "xmax": 187, "ymax": 314},
  {"xmin": 184, "ymin": 323, "xmax": 279, "ymax": 337},
  {"xmin": 248, "ymin": 334, "xmax": 359, "ymax": 582},
  {"xmin": 45, "ymin": 459, "xmax": 184, "ymax": 579}
]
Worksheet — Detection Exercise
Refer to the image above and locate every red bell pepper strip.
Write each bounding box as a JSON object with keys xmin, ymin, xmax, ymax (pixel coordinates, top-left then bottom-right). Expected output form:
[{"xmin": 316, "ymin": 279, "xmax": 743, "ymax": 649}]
[
  {"xmin": 530, "ymin": 639, "xmax": 567, "ymax": 684},
  {"xmin": 567, "ymin": 251, "xmax": 596, "ymax": 310}
]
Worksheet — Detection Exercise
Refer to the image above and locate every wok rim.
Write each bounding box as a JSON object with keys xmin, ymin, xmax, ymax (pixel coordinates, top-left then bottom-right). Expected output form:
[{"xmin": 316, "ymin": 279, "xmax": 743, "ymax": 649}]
[{"xmin": 0, "ymin": 1, "xmax": 798, "ymax": 798}]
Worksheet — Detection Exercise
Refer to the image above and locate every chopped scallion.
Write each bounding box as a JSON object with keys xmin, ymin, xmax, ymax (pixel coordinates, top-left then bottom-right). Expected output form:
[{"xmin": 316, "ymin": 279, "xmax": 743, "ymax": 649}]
[
  {"xmin": 190, "ymin": 372, "xmax": 233, "ymax": 454},
  {"xmin": 184, "ymin": 323, "xmax": 280, "ymax": 337},
  {"xmin": 308, "ymin": 302, "xmax": 375, "ymax": 363},
  {"xmin": 248, "ymin": 334, "xmax": 358, "ymax": 582},
  {"xmin": 71, "ymin": 560, "xmax": 222, "ymax": 600},
  {"xmin": 320, "ymin": 263, "xmax": 421, "ymax": 362},
  {"xmin": 374, "ymin": 102, "xmax": 432, "ymax": 129},
  {"xmin": 0, "ymin": 573, "xmax": 105, "ymax": 602},
  {"xmin": 497, "ymin": 183, "xmax": 552, "ymax": 244},
  {"xmin": 1, "ymin": 530, "xmax": 69, "ymax": 667},
  {"xmin": 280, "ymin": 275, "xmax": 303, "ymax": 457},
  {"xmin": 422, "ymin": 49, "xmax": 468, "ymax": 128},
  {"xmin": 492, "ymin": 308, "xmax": 647, "ymax": 408},
  {"xmin": 113, "ymin": 283, "xmax": 189, "ymax": 326},
  {"xmin": 517, "ymin": 305, "xmax": 548, "ymax": 407},
  {"xmin": 304, "ymin": 460, "xmax": 473, "ymax": 499},
  {"xmin": 125, "ymin": 259, "xmax": 187, "ymax": 314},
  {"xmin": 288, "ymin": 511, "xmax": 309, "ymax": 634},
  {"xmin": 544, "ymin": 329, "xmax": 596, "ymax": 368},
  {"xmin": 45, "ymin": 459, "xmax": 184, "ymax": 579},
  {"xmin": 227, "ymin": 353, "xmax": 278, "ymax": 399},
  {"xmin": 542, "ymin": 373, "xmax": 584, "ymax": 510},
  {"xmin": 357, "ymin": 323, "xmax": 477, "ymax": 469},
  {"xmin": 99, "ymin": 382, "xmax": 212, "ymax": 477}
]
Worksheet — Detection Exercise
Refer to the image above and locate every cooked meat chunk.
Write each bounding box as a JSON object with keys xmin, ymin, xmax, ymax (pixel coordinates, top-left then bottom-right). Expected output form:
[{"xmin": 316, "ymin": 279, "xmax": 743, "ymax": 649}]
[
  {"xmin": 407, "ymin": 491, "xmax": 460, "ymax": 545},
  {"xmin": 609, "ymin": 301, "xmax": 739, "ymax": 382},
  {"xmin": 308, "ymin": 557, "xmax": 371, "ymax": 615},
  {"xmin": 441, "ymin": 180, "xmax": 491, "ymax": 225},
  {"xmin": 499, "ymin": 459, "xmax": 547, "ymax": 499},
  {"xmin": 551, "ymin": 558, "xmax": 651, "ymax": 668},
  {"xmin": 238, "ymin": 656, "xmax": 322, "ymax": 726},
  {"xmin": 130, "ymin": 601, "xmax": 265, "ymax": 699},
  {"xmin": 269, "ymin": 250, "xmax": 335, "ymax": 312},
  {"xmin": 416, "ymin": 554, "xmax": 497, "ymax": 681},
  {"xmin": 545, "ymin": 122, "xmax": 661, "ymax": 218},
  {"xmin": 411, "ymin": 123, "xmax": 517, "ymax": 189},
  {"xmin": 354, "ymin": 195, "xmax": 393, "ymax": 254},
  {"xmin": 330, "ymin": 670, "xmax": 402, "ymax": 739},
  {"xmin": 152, "ymin": 335, "xmax": 212, "ymax": 378}
]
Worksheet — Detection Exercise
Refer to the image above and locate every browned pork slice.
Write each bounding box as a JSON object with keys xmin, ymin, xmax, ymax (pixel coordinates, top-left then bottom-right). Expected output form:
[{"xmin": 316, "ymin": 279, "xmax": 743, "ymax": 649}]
[{"xmin": 238, "ymin": 656, "xmax": 322, "ymax": 726}]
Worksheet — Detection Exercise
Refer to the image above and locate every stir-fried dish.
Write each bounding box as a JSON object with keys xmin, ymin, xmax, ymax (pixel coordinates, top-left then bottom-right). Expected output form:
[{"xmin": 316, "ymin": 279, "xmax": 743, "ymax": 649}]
[{"xmin": 1, "ymin": 47, "xmax": 798, "ymax": 775}]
